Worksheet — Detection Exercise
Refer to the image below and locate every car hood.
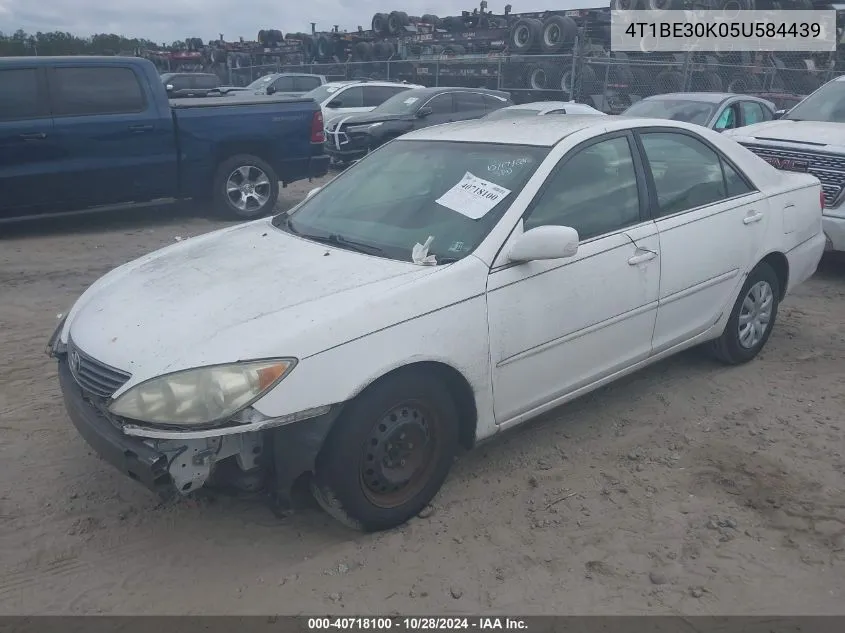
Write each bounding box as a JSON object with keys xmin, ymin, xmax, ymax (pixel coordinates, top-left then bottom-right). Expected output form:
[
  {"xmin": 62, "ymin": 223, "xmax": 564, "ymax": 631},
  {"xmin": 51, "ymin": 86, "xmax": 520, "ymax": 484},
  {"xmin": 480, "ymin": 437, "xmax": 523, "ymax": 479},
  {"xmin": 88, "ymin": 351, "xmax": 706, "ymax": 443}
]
[
  {"xmin": 65, "ymin": 219, "xmax": 447, "ymax": 386},
  {"xmin": 725, "ymin": 120, "xmax": 845, "ymax": 150},
  {"xmin": 334, "ymin": 112, "xmax": 412, "ymax": 127}
]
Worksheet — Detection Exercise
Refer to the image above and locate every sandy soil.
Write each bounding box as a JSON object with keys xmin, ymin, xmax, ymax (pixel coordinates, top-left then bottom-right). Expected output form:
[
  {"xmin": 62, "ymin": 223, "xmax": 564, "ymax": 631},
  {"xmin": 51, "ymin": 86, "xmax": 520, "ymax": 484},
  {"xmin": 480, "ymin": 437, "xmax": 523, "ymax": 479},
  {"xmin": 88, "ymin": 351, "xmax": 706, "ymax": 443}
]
[{"xmin": 1, "ymin": 179, "xmax": 844, "ymax": 615}]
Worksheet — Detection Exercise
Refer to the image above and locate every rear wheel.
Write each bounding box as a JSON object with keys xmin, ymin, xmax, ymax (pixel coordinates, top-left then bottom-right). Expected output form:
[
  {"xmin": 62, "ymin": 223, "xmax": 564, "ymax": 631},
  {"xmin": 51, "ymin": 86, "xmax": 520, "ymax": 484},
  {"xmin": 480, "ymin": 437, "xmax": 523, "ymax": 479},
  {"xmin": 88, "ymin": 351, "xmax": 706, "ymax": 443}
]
[
  {"xmin": 212, "ymin": 154, "xmax": 279, "ymax": 220},
  {"xmin": 709, "ymin": 262, "xmax": 781, "ymax": 365},
  {"xmin": 311, "ymin": 370, "xmax": 459, "ymax": 532}
]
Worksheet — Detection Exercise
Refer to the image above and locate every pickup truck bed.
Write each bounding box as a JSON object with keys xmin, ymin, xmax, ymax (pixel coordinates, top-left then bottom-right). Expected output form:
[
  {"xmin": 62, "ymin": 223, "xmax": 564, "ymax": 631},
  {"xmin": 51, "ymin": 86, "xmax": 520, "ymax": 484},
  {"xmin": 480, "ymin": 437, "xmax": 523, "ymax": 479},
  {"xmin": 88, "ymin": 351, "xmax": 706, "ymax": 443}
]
[{"xmin": 0, "ymin": 56, "xmax": 329, "ymax": 222}]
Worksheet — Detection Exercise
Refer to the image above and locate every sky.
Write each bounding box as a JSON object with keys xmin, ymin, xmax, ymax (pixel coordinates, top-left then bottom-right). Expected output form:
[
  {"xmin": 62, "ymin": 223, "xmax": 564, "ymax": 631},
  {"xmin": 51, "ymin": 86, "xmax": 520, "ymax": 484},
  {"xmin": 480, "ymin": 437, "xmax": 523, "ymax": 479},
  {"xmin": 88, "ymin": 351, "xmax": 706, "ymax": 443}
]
[{"xmin": 0, "ymin": 0, "xmax": 608, "ymax": 44}]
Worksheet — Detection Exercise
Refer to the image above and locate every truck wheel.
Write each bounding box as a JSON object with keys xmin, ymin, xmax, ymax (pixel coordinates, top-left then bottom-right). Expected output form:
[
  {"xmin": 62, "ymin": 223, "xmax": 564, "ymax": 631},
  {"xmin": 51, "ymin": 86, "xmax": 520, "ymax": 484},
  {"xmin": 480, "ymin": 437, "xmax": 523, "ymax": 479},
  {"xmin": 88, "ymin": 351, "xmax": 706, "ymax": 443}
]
[
  {"xmin": 509, "ymin": 18, "xmax": 542, "ymax": 54},
  {"xmin": 212, "ymin": 154, "xmax": 279, "ymax": 220},
  {"xmin": 708, "ymin": 262, "xmax": 780, "ymax": 365},
  {"xmin": 311, "ymin": 369, "xmax": 460, "ymax": 532}
]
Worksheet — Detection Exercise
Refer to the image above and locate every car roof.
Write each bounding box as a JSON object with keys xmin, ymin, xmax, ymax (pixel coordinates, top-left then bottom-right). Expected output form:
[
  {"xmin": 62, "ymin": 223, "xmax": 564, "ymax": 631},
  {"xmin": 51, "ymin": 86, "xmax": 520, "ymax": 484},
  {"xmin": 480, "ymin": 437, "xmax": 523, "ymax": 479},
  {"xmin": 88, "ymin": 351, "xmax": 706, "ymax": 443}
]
[
  {"xmin": 325, "ymin": 80, "xmax": 423, "ymax": 88},
  {"xmin": 503, "ymin": 101, "xmax": 591, "ymax": 111},
  {"xmin": 404, "ymin": 115, "xmax": 615, "ymax": 146},
  {"xmin": 640, "ymin": 92, "xmax": 770, "ymax": 104}
]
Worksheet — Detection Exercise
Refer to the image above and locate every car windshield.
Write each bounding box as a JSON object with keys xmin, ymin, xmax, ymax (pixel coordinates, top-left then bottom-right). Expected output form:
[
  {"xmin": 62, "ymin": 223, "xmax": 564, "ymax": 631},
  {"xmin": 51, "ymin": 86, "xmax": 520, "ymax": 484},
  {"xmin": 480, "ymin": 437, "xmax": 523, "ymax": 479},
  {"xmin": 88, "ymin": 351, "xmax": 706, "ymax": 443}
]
[
  {"xmin": 246, "ymin": 75, "xmax": 277, "ymax": 90},
  {"xmin": 623, "ymin": 99, "xmax": 716, "ymax": 126},
  {"xmin": 372, "ymin": 91, "xmax": 424, "ymax": 115},
  {"xmin": 486, "ymin": 108, "xmax": 543, "ymax": 120},
  {"xmin": 304, "ymin": 84, "xmax": 346, "ymax": 104},
  {"xmin": 783, "ymin": 80, "xmax": 845, "ymax": 122},
  {"xmin": 272, "ymin": 140, "xmax": 549, "ymax": 263}
]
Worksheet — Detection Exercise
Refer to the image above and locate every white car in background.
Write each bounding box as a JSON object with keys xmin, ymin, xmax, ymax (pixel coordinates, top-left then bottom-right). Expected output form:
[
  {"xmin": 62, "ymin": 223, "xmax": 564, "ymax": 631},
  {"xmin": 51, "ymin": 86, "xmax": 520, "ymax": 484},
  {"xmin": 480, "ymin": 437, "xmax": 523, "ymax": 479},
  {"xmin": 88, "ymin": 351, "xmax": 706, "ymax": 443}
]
[
  {"xmin": 304, "ymin": 79, "xmax": 424, "ymax": 125},
  {"xmin": 50, "ymin": 116, "xmax": 825, "ymax": 533},
  {"xmin": 485, "ymin": 101, "xmax": 605, "ymax": 119}
]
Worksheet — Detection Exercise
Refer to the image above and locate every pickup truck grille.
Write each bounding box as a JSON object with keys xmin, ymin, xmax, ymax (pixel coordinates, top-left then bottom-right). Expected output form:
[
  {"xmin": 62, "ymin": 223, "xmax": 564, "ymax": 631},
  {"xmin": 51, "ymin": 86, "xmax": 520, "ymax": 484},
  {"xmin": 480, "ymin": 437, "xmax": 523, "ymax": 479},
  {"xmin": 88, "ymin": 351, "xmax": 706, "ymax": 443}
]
[
  {"xmin": 741, "ymin": 143, "xmax": 845, "ymax": 208},
  {"xmin": 67, "ymin": 339, "xmax": 131, "ymax": 399}
]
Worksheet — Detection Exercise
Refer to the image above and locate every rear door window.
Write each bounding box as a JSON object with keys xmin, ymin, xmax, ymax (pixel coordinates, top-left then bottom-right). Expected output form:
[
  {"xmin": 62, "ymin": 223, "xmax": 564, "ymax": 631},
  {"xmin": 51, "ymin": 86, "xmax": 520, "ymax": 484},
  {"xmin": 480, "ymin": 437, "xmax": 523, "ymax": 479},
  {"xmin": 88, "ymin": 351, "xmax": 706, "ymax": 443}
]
[
  {"xmin": 51, "ymin": 66, "xmax": 146, "ymax": 116},
  {"xmin": 482, "ymin": 94, "xmax": 508, "ymax": 112},
  {"xmin": 0, "ymin": 68, "xmax": 46, "ymax": 120},
  {"xmin": 455, "ymin": 92, "xmax": 486, "ymax": 112},
  {"xmin": 425, "ymin": 93, "xmax": 454, "ymax": 114}
]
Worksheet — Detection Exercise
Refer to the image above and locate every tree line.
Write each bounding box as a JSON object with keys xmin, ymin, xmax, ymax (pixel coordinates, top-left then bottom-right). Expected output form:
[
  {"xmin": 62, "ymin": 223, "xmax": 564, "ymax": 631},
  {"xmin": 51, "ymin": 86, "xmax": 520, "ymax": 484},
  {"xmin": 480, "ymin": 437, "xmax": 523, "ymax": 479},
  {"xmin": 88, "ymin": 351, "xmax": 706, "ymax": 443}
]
[{"xmin": 0, "ymin": 30, "xmax": 185, "ymax": 57}]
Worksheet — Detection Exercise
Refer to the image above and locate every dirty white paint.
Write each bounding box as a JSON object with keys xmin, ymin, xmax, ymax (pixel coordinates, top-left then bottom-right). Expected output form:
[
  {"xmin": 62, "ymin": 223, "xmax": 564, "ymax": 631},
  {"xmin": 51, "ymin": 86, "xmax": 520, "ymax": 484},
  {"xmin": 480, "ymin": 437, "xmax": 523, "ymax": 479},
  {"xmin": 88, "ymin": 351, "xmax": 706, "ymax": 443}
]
[{"xmin": 62, "ymin": 117, "xmax": 826, "ymax": 448}]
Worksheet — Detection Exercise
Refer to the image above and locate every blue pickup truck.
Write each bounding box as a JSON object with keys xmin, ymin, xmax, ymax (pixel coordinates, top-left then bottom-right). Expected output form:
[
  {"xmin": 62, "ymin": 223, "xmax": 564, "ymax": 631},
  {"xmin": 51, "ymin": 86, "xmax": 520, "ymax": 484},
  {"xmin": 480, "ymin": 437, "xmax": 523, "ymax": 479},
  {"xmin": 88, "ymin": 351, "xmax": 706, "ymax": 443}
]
[{"xmin": 0, "ymin": 56, "xmax": 329, "ymax": 221}]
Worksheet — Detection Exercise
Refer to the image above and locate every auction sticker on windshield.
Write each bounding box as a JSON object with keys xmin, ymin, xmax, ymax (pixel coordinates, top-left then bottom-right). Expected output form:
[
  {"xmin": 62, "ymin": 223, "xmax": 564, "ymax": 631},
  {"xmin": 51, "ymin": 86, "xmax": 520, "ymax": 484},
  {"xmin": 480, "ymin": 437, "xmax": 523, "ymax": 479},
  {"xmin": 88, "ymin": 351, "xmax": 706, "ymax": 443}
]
[{"xmin": 435, "ymin": 172, "xmax": 512, "ymax": 220}]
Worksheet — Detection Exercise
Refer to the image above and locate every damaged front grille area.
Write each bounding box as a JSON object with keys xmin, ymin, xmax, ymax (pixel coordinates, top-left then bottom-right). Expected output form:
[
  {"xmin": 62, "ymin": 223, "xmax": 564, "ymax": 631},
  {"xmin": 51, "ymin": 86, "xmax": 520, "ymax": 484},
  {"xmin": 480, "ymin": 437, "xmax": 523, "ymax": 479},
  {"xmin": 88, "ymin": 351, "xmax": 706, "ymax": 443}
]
[
  {"xmin": 741, "ymin": 143, "xmax": 845, "ymax": 208},
  {"xmin": 67, "ymin": 338, "xmax": 131, "ymax": 400}
]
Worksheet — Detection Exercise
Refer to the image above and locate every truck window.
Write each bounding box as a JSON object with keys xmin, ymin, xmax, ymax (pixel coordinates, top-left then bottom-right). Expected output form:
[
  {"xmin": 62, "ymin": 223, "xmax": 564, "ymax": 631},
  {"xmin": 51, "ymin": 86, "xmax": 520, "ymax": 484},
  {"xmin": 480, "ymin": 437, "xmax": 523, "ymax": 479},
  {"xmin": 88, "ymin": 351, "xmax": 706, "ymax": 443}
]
[
  {"xmin": 52, "ymin": 67, "xmax": 146, "ymax": 117},
  {"xmin": 0, "ymin": 68, "xmax": 46, "ymax": 121},
  {"xmin": 294, "ymin": 76, "xmax": 322, "ymax": 92}
]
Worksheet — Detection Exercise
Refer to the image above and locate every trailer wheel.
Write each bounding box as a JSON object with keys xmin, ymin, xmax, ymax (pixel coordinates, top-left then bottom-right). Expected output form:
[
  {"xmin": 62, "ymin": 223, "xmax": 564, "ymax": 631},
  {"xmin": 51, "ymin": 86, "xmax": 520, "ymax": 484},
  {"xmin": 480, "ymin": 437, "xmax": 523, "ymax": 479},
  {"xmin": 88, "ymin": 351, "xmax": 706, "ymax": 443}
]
[
  {"xmin": 388, "ymin": 11, "xmax": 410, "ymax": 35},
  {"xmin": 540, "ymin": 16, "xmax": 576, "ymax": 54},
  {"xmin": 692, "ymin": 71, "xmax": 723, "ymax": 92},
  {"xmin": 509, "ymin": 18, "xmax": 542, "ymax": 54},
  {"xmin": 727, "ymin": 74, "xmax": 762, "ymax": 94},
  {"xmin": 442, "ymin": 17, "xmax": 465, "ymax": 33},
  {"xmin": 372, "ymin": 13, "xmax": 390, "ymax": 35},
  {"xmin": 315, "ymin": 36, "xmax": 333, "ymax": 61},
  {"xmin": 631, "ymin": 68, "xmax": 656, "ymax": 97},
  {"xmin": 354, "ymin": 41, "xmax": 374, "ymax": 62},
  {"xmin": 526, "ymin": 65, "xmax": 550, "ymax": 90},
  {"xmin": 655, "ymin": 70, "xmax": 684, "ymax": 93},
  {"xmin": 374, "ymin": 41, "xmax": 395, "ymax": 60}
]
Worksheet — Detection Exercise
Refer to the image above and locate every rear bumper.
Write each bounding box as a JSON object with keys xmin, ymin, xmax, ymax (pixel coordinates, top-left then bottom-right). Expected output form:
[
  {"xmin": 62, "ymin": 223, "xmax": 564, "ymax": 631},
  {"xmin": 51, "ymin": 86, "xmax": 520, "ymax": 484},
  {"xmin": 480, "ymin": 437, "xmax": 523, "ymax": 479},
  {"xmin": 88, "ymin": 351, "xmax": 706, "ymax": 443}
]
[
  {"xmin": 279, "ymin": 153, "xmax": 330, "ymax": 185},
  {"xmin": 822, "ymin": 212, "xmax": 845, "ymax": 252},
  {"xmin": 785, "ymin": 231, "xmax": 826, "ymax": 294}
]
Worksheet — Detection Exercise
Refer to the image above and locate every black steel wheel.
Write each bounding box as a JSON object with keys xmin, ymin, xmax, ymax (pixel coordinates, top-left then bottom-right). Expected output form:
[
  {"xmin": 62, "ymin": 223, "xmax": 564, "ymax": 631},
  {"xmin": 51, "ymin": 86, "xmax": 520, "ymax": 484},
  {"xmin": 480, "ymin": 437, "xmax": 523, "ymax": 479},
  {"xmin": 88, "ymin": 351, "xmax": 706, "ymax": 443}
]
[{"xmin": 311, "ymin": 369, "xmax": 460, "ymax": 531}]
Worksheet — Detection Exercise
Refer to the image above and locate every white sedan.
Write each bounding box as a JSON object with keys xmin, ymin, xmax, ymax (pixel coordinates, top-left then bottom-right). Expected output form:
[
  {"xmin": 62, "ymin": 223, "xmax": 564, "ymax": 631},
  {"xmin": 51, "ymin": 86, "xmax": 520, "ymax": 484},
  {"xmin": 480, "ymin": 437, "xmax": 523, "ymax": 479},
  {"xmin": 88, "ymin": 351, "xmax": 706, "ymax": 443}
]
[
  {"xmin": 484, "ymin": 101, "xmax": 605, "ymax": 120},
  {"xmin": 49, "ymin": 116, "xmax": 826, "ymax": 532}
]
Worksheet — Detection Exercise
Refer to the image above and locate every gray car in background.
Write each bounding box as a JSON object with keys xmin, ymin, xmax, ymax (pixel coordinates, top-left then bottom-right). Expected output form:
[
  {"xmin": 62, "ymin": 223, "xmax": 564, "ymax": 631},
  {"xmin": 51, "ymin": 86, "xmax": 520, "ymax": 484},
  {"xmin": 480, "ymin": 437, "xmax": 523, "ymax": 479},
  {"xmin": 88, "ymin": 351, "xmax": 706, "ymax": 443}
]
[{"xmin": 622, "ymin": 92, "xmax": 776, "ymax": 132}]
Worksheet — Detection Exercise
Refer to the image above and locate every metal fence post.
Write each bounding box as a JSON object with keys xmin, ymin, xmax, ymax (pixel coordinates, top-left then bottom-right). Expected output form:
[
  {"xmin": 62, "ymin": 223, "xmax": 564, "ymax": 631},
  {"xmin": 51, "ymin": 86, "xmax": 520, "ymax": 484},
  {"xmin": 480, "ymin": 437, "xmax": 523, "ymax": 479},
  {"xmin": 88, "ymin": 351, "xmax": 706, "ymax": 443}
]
[
  {"xmin": 602, "ymin": 62, "xmax": 610, "ymax": 112},
  {"xmin": 570, "ymin": 35, "xmax": 579, "ymax": 101},
  {"xmin": 436, "ymin": 58, "xmax": 440, "ymax": 87},
  {"xmin": 497, "ymin": 57, "xmax": 503, "ymax": 90}
]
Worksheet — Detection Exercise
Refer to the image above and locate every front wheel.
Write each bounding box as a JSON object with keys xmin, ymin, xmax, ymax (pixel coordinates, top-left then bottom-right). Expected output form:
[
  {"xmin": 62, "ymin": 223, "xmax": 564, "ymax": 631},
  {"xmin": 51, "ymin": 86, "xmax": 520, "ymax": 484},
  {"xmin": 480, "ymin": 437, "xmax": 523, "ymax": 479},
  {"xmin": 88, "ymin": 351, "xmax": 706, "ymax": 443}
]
[
  {"xmin": 212, "ymin": 154, "xmax": 280, "ymax": 220},
  {"xmin": 709, "ymin": 262, "xmax": 781, "ymax": 365},
  {"xmin": 311, "ymin": 370, "xmax": 459, "ymax": 532}
]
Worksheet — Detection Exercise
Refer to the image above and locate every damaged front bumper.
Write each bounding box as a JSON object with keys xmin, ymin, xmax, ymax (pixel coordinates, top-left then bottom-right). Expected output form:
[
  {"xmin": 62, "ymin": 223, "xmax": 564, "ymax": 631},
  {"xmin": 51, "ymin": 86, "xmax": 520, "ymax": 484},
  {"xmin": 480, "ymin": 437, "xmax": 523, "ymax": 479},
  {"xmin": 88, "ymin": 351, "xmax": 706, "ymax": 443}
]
[{"xmin": 56, "ymin": 352, "xmax": 341, "ymax": 510}]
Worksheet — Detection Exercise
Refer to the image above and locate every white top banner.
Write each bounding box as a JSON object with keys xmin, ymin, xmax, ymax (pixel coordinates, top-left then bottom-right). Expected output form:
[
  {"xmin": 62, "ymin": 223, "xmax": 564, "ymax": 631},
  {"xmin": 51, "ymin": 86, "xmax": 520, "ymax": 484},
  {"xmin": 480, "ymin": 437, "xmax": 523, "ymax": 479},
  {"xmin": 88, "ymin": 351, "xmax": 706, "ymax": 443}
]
[{"xmin": 610, "ymin": 10, "xmax": 837, "ymax": 53}]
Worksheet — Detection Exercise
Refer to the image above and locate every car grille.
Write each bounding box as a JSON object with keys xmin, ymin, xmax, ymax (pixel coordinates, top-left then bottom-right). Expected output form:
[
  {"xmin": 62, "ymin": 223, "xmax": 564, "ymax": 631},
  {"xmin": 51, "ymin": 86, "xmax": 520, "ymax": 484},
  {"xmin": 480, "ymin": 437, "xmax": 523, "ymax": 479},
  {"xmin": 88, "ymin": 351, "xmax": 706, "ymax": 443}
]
[
  {"xmin": 67, "ymin": 339, "xmax": 131, "ymax": 399},
  {"xmin": 741, "ymin": 143, "xmax": 845, "ymax": 208}
]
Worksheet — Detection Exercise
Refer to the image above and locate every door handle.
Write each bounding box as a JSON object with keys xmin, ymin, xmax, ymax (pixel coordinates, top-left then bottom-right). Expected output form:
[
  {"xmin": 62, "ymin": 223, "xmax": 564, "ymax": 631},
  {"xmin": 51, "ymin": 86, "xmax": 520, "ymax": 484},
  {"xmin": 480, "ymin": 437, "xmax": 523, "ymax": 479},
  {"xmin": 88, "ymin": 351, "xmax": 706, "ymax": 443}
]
[
  {"xmin": 743, "ymin": 211, "xmax": 763, "ymax": 225},
  {"xmin": 128, "ymin": 124, "xmax": 154, "ymax": 132},
  {"xmin": 19, "ymin": 132, "xmax": 47, "ymax": 140},
  {"xmin": 628, "ymin": 250, "xmax": 657, "ymax": 265}
]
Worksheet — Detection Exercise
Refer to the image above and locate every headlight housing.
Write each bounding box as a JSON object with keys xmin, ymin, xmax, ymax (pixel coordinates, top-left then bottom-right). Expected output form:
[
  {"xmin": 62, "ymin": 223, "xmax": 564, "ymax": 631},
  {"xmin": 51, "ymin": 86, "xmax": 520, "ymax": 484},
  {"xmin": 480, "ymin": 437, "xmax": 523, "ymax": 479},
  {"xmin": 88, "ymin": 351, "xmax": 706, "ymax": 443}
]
[{"xmin": 109, "ymin": 359, "xmax": 296, "ymax": 427}]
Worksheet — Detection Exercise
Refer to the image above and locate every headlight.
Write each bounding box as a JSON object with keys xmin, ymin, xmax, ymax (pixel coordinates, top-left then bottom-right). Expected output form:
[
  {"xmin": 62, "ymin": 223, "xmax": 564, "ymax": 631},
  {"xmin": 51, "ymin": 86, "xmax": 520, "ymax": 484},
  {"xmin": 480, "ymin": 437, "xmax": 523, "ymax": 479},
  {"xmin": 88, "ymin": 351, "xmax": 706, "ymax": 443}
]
[{"xmin": 109, "ymin": 359, "xmax": 296, "ymax": 427}]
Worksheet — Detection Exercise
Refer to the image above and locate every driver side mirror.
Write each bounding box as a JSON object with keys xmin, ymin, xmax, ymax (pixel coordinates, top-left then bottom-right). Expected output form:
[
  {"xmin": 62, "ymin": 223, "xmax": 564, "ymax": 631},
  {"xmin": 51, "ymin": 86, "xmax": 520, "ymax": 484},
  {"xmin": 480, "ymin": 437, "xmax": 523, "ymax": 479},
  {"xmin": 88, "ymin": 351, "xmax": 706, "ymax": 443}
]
[
  {"xmin": 266, "ymin": 85, "xmax": 276, "ymax": 95},
  {"xmin": 327, "ymin": 99, "xmax": 343, "ymax": 108},
  {"xmin": 507, "ymin": 225, "xmax": 579, "ymax": 263},
  {"xmin": 774, "ymin": 109, "xmax": 787, "ymax": 119},
  {"xmin": 416, "ymin": 106, "xmax": 433, "ymax": 118},
  {"xmin": 165, "ymin": 84, "xmax": 174, "ymax": 92}
]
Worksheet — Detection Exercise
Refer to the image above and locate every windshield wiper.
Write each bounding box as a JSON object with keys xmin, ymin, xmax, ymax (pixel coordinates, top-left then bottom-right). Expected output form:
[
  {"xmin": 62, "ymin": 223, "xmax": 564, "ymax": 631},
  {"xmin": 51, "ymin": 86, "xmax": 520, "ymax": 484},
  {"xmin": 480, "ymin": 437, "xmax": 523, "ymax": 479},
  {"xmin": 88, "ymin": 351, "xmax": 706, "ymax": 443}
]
[{"xmin": 303, "ymin": 232, "xmax": 386, "ymax": 256}]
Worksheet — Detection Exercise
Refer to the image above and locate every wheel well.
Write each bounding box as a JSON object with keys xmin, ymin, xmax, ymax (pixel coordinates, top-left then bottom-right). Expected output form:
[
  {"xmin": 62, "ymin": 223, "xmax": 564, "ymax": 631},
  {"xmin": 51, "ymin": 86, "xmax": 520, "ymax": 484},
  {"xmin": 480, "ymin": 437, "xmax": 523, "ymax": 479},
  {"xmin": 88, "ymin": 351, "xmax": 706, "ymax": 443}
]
[
  {"xmin": 760, "ymin": 251, "xmax": 789, "ymax": 300},
  {"xmin": 214, "ymin": 144, "xmax": 275, "ymax": 175},
  {"xmin": 356, "ymin": 362, "xmax": 478, "ymax": 450}
]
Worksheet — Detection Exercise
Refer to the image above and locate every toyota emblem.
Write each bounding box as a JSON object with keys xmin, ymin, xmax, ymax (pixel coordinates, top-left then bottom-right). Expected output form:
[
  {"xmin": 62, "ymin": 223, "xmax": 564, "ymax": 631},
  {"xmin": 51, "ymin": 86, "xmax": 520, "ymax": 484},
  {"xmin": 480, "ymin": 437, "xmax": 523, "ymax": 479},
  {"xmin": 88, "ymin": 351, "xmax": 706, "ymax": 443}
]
[{"xmin": 70, "ymin": 350, "xmax": 81, "ymax": 374}]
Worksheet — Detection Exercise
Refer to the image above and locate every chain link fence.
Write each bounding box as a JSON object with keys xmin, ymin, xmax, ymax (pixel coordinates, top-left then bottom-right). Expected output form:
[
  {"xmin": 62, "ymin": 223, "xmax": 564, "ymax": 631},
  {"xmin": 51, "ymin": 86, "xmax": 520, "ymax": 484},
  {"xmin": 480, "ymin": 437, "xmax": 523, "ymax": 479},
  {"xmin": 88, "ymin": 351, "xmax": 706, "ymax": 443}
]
[{"xmin": 227, "ymin": 52, "xmax": 843, "ymax": 111}]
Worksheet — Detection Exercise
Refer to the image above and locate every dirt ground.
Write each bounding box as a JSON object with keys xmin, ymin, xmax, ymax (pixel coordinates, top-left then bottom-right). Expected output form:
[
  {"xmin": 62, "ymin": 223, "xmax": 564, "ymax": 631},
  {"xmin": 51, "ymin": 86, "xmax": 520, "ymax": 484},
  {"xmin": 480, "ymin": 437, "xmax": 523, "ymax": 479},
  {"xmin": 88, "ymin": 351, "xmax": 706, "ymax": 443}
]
[{"xmin": 1, "ymin": 178, "xmax": 844, "ymax": 615}]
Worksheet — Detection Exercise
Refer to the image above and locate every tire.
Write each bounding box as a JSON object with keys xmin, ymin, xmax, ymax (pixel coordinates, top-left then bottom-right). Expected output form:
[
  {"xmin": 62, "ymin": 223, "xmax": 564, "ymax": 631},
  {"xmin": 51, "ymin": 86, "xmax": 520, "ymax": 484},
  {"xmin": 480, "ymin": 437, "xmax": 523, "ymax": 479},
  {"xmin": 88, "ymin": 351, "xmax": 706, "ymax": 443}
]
[
  {"xmin": 354, "ymin": 41, "xmax": 374, "ymax": 61},
  {"xmin": 527, "ymin": 65, "xmax": 550, "ymax": 90},
  {"xmin": 421, "ymin": 14, "xmax": 441, "ymax": 27},
  {"xmin": 509, "ymin": 18, "xmax": 542, "ymax": 54},
  {"xmin": 315, "ymin": 36, "xmax": 333, "ymax": 61},
  {"xmin": 388, "ymin": 11, "xmax": 410, "ymax": 35},
  {"xmin": 212, "ymin": 154, "xmax": 279, "ymax": 220},
  {"xmin": 311, "ymin": 369, "xmax": 460, "ymax": 532},
  {"xmin": 372, "ymin": 13, "xmax": 389, "ymax": 35},
  {"xmin": 709, "ymin": 262, "xmax": 781, "ymax": 365},
  {"xmin": 540, "ymin": 16, "xmax": 577, "ymax": 54}
]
